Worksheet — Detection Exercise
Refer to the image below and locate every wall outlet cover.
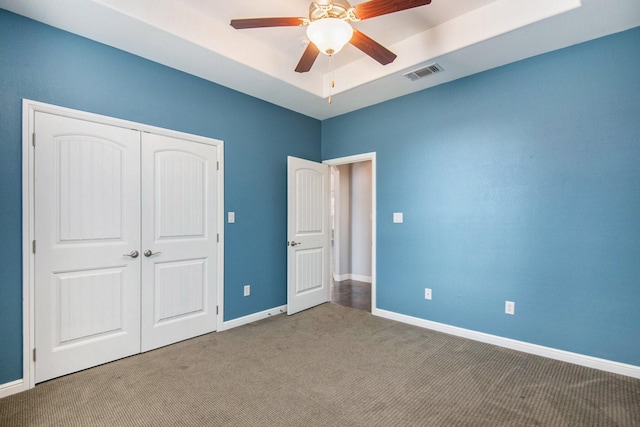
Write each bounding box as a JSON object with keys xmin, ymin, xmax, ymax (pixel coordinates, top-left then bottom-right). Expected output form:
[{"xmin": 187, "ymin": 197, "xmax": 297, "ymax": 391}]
[
  {"xmin": 505, "ymin": 301, "xmax": 515, "ymax": 315},
  {"xmin": 244, "ymin": 284, "xmax": 250, "ymax": 296},
  {"xmin": 425, "ymin": 288, "xmax": 432, "ymax": 300}
]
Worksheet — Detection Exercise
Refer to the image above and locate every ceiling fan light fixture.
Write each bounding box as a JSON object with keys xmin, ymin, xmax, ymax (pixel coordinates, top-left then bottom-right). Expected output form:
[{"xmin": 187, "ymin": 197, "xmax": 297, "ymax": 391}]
[{"xmin": 306, "ymin": 18, "xmax": 353, "ymax": 55}]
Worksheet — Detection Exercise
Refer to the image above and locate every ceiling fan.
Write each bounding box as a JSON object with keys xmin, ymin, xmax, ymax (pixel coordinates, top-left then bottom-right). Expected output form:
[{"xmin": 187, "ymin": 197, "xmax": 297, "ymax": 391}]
[{"xmin": 230, "ymin": 0, "xmax": 432, "ymax": 73}]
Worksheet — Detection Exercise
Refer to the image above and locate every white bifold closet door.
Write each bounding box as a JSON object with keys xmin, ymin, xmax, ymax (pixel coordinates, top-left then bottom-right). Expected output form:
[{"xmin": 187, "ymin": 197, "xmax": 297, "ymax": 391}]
[{"xmin": 34, "ymin": 112, "xmax": 218, "ymax": 383}]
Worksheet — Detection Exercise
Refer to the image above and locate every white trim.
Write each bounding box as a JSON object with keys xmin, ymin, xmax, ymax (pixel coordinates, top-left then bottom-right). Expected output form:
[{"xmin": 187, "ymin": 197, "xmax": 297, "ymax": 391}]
[
  {"xmin": 350, "ymin": 274, "xmax": 372, "ymax": 283},
  {"xmin": 22, "ymin": 101, "xmax": 36, "ymax": 390},
  {"xmin": 374, "ymin": 308, "xmax": 640, "ymax": 379},
  {"xmin": 331, "ymin": 166, "xmax": 341, "ymax": 285},
  {"xmin": 219, "ymin": 305, "xmax": 287, "ymax": 331},
  {"xmin": 324, "ymin": 152, "xmax": 377, "ymax": 312},
  {"xmin": 22, "ymin": 99, "xmax": 225, "ymax": 389},
  {"xmin": 333, "ymin": 273, "xmax": 372, "ymax": 283},
  {"xmin": 334, "ymin": 273, "xmax": 350, "ymax": 282},
  {"xmin": 0, "ymin": 379, "xmax": 26, "ymax": 399},
  {"xmin": 215, "ymin": 144, "xmax": 225, "ymax": 333}
]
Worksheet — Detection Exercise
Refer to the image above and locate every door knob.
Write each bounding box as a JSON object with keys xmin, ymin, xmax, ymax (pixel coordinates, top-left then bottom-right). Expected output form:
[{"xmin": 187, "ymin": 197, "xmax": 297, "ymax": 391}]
[
  {"xmin": 144, "ymin": 250, "xmax": 162, "ymax": 257},
  {"xmin": 123, "ymin": 250, "xmax": 139, "ymax": 258},
  {"xmin": 289, "ymin": 241, "xmax": 301, "ymax": 246}
]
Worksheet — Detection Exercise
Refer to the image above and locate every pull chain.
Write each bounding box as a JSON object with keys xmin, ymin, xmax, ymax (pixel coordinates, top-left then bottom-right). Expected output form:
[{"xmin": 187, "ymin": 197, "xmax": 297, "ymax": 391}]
[{"xmin": 328, "ymin": 54, "xmax": 334, "ymax": 104}]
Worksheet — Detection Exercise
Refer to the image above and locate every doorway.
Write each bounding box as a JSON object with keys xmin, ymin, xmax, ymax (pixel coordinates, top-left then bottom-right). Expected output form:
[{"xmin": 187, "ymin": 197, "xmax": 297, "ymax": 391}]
[{"xmin": 324, "ymin": 153, "xmax": 376, "ymax": 313}]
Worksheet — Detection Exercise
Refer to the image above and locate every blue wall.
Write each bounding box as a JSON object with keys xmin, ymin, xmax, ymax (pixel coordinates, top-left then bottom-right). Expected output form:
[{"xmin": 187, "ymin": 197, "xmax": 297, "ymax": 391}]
[
  {"xmin": 2, "ymin": 6, "xmax": 639, "ymax": 387},
  {"xmin": 322, "ymin": 27, "xmax": 640, "ymax": 366},
  {"xmin": 0, "ymin": 9, "xmax": 320, "ymax": 384}
]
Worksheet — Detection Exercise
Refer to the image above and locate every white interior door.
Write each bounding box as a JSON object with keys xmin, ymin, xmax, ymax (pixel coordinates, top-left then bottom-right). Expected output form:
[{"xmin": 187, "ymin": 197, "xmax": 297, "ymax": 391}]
[
  {"xmin": 34, "ymin": 112, "xmax": 142, "ymax": 383},
  {"xmin": 287, "ymin": 156, "xmax": 330, "ymax": 315},
  {"xmin": 140, "ymin": 132, "xmax": 218, "ymax": 352}
]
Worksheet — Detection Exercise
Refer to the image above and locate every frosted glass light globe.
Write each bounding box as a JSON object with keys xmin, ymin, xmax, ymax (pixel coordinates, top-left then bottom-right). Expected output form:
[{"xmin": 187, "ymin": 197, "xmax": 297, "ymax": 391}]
[{"xmin": 306, "ymin": 18, "xmax": 353, "ymax": 55}]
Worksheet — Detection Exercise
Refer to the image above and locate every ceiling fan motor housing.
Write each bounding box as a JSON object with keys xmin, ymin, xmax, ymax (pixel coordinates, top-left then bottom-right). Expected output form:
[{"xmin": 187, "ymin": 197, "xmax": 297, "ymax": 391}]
[{"xmin": 309, "ymin": 0, "xmax": 354, "ymax": 22}]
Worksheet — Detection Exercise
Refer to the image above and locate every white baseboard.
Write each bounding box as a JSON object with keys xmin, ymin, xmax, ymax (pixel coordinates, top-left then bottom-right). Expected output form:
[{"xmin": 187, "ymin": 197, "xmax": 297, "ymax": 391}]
[
  {"xmin": 373, "ymin": 308, "xmax": 640, "ymax": 380},
  {"xmin": 333, "ymin": 273, "xmax": 372, "ymax": 283},
  {"xmin": 0, "ymin": 379, "xmax": 26, "ymax": 399},
  {"xmin": 350, "ymin": 274, "xmax": 372, "ymax": 283},
  {"xmin": 219, "ymin": 305, "xmax": 287, "ymax": 331}
]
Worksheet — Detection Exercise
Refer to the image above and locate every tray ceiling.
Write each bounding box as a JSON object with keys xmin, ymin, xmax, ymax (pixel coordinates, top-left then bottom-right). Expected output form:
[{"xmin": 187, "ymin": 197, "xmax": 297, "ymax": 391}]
[{"xmin": 1, "ymin": 0, "xmax": 639, "ymax": 119}]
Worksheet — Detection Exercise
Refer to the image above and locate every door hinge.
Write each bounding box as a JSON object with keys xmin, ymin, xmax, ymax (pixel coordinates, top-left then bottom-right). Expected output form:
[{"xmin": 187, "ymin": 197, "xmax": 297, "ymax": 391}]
[
  {"xmin": 216, "ymin": 305, "xmax": 219, "ymax": 315},
  {"xmin": 33, "ymin": 348, "xmax": 36, "ymax": 362},
  {"xmin": 32, "ymin": 240, "xmax": 36, "ymax": 254},
  {"xmin": 217, "ymin": 233, "xmax": 219, "ymax": 243},
  {"xmin": 216, "ymin": 161, "xmax": 219, "ymax": 171},
  {"xmin": 32, "ymin": 133, "xmax": 36, "ymax": 147}
]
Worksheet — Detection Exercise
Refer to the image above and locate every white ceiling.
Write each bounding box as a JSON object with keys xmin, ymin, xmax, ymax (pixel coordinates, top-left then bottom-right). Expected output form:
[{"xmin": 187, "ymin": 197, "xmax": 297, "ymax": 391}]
[{"xmin": 1, "ymin": 0, "xmax": 639, "ymax": 119}]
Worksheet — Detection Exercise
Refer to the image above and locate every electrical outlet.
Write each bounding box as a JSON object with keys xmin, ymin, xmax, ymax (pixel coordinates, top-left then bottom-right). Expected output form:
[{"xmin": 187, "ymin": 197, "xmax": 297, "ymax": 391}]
[
  {"xmin": 244, "ymin": 285, "xmax": 250, "ymax": 297},
  {"xmin": 424, "ymin": 288, "xmax": 432, "ymax": 300},
  {"xmin": 505, "ymin": 301, "xmax": 515, "ymax": 315}
]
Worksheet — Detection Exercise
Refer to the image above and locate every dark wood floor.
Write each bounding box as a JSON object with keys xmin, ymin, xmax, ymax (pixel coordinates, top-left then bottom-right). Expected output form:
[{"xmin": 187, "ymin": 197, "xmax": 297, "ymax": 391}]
[{"xmin": 331, "ymin": 279, "xmax": 371, "ymax": 312}]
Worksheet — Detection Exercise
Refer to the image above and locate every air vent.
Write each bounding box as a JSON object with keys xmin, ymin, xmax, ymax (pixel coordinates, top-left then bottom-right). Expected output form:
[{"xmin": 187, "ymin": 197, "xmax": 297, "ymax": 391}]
[{"xmin": 403, "ymin": 63, "xmax": 444, "ymax": 81}]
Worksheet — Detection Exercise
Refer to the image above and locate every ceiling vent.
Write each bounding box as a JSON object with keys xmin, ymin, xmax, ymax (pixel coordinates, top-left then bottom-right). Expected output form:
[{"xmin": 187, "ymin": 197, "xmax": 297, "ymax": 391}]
[{"xmin": 403, "ymin": 63, "xmax": 444, "ymax": 81}]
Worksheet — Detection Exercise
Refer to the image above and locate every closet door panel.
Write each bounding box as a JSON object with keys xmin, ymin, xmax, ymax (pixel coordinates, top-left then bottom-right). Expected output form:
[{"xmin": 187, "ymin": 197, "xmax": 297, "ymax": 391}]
[
  {"xmin": 34, "ymin": 112, "xmax": 141, "ymax": 383},
  {"xmin": 140, "ymin": 132, "xmax": 218, "ymax": 352}
]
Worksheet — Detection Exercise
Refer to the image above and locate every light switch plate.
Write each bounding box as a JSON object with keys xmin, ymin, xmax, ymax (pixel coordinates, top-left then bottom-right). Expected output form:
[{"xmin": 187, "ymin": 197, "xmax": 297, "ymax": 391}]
[
  {"xmin": 393, "ymin": 212, "xmax": 403, "ymax": 223},
  {"xmin": 228, "ymin": 212, "xmax": 235, "ymax": 223},
  {"xmin": 505, "ymin": 301, "xmax": 515, "ymax": 315}
]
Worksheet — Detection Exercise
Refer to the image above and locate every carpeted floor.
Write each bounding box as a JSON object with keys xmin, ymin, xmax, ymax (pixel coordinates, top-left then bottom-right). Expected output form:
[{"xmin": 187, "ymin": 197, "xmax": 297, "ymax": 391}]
[{"xmin": 1, "ymin": 303, "xmax": 639, "ymax": 426}]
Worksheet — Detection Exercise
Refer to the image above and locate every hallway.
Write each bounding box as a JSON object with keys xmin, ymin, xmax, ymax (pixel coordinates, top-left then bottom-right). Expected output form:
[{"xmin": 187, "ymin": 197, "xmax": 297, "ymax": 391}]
[{"xmin": 331, "ymin": 279, "xmax": 371, "ymax": 312}]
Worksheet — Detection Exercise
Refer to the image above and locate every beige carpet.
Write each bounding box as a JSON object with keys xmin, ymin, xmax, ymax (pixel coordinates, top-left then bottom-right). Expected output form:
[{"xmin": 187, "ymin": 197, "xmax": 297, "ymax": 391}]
[{"xmin": 1, "ymin": 303, "xmax": 639, "ymax": 426}]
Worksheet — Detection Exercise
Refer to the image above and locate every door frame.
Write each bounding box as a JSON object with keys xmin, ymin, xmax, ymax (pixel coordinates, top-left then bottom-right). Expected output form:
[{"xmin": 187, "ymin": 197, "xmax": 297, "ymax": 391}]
[
  {"xmin": 21, "ymin": 99, "xmax": 225, "ymax": 390},
  {"xmin": 323, "ymin": 153, "xmax": 377, "ymax": 313}
]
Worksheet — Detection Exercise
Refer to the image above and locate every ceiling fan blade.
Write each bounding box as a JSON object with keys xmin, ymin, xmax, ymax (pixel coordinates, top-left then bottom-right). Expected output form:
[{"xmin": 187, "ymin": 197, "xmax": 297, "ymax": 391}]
[
  {"xmin": 230, "ymin": 17, "xmax": 305, "ymax": 29},
  {"xmin": 295, "ymin": 42, "xmax": 321, "ymax": 73},
  {"xmin": 353, "ymin": 0, "xmax": 431, "ymax": 20},
  {"xmin": 349, "ymin": 30, "xmax": 397, "ymax": 65}
]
